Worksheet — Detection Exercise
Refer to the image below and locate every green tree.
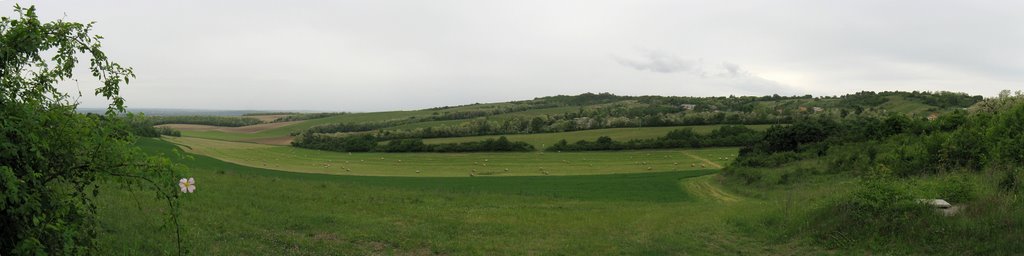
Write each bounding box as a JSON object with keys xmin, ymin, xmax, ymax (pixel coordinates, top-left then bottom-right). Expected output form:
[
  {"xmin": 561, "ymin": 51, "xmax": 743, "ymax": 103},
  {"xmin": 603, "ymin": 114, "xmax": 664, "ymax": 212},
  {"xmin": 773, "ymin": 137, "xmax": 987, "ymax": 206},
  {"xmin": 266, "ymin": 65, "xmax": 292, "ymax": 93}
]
[{"xmin": 1, "ymin": 5, "xmax": 188, "ymax": 254}]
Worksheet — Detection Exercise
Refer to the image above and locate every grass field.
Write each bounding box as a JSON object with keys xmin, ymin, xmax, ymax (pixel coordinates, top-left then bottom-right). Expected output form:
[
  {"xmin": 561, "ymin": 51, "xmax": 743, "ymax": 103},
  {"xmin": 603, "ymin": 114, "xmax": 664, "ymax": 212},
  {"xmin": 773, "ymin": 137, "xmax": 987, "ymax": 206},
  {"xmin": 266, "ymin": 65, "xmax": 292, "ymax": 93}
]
[
  {"xmin": 94, "ymin": 138, "xmax": 825, "ymax": 255},
  {"xmin": 417, "ymin": 124, "xmax": 774, "ymax": 148},
  {"xmin": 164, "ymin": 136, "xmax": 738, "ymax": 177},
  {"xmin": 878, "ymin": 95, "xmax": 937, "ymax": 114},
  {"xmin": 87, "ymin": 92, "xmax": 1005, "ymax": 255}
]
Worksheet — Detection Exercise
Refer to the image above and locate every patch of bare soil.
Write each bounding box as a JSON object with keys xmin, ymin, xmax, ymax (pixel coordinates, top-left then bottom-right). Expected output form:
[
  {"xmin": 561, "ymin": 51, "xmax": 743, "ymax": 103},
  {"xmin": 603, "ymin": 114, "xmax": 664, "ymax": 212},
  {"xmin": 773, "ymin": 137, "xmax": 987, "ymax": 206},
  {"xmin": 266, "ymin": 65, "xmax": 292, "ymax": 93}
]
[
  {"xmin": 156, "ymin": 121, "xmax": 301, "ymax": 134},
  {"xmin": 244, "ymin": 114, "xmax": 292, "ymax": 122}
]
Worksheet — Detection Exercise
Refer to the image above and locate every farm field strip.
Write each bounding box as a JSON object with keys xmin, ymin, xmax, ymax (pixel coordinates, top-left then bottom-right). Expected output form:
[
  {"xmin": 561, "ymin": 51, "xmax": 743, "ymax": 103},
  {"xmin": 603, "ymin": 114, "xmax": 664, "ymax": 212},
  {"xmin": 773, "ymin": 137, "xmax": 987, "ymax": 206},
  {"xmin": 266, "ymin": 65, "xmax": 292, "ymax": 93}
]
[
  {"xmin": 157, "ymin": 121, "xmax": 301, "ymax": 134},
  {"xmin": 163, "ymin": 136, "xmax": 739, "ymax": 177}
]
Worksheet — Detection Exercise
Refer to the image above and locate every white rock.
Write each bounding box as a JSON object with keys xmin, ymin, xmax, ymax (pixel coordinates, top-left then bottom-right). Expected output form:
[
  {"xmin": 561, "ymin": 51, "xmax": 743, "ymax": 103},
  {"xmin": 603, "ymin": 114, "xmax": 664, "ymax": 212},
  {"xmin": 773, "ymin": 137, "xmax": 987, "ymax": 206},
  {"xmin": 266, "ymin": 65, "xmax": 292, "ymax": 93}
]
[{"xmin": 918, "ymin": 199, "xmax": 952, "ymax": 209}]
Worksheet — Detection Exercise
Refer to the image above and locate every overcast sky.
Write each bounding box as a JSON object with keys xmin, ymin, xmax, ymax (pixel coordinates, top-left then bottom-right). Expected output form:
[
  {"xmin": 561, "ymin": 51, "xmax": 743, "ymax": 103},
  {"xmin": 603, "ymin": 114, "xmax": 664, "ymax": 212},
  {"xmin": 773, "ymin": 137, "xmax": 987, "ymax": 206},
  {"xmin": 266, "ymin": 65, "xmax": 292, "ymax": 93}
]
[{"xmin": 7, "ymin": 0, "xmax": 1023, "ymax": 111}]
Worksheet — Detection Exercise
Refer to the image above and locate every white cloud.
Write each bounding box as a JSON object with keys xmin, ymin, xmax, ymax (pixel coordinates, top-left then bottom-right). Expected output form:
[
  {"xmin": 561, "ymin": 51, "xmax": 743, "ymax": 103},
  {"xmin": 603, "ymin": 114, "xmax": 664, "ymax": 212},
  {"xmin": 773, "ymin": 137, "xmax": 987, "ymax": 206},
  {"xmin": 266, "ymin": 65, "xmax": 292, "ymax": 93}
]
[
  {"xmin": 611, "ymin": 50, "xmax": 797, "ymax": 95},
  {"xmin": 6, "ymin": 0, "xmax": 1021, "ymax": 111}
]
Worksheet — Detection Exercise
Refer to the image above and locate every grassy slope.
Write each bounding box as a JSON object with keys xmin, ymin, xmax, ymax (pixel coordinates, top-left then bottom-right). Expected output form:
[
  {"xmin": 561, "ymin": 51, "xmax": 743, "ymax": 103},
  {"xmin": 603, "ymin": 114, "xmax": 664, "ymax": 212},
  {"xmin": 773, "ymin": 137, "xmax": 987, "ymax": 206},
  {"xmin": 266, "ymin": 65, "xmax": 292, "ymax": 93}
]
[
  {"xmin": 164, "ymin": 136, "xmax": 738, "ymax": 177},
  {"xmin": 381, "ymin": 106, "xmax": 583, "ymax": 130},
  {"xmin": 176, "ymin": 95, "xmax": 950, "ymax": 143},
  {"xmin": 878, "ymin": 95, "xmax": 936, "ymax": 114},
  {"xmin": 96, "ymin": 138, "xmax": 821, "ymax": 255},
  {"xmin": 418, "ymin": 124, "xmax": 774, "ymax": 148}
]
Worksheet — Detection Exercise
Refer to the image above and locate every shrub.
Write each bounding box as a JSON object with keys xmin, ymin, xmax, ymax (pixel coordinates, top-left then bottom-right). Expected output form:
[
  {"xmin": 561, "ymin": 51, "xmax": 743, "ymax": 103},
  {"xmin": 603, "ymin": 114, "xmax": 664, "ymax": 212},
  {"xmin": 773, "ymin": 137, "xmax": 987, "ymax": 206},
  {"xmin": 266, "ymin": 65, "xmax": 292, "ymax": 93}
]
[
  {"xmin": 723, "ymin": 167, "xmax": 765, "ymax": 185},
  {"xmin": 1, "ymin": 6, "xmax": 187, "ymax": 254},
  {"xmin": 998, "ymin": 168, "xmax": 1023, "ymax": 193},
  {"xmin": 810, "ymin": 177, "xmax": 930, "ymax": 248},
  {"xmin": 734, "ymin": 151, "xmax": 803, "ymax": 168},
  {"xmin": 778, "ymin": 167, "xmax": 818, "ymax": 185},
  {"xmin": 935, "ymin": 175, "xmax": 976, "ymax": 203}
]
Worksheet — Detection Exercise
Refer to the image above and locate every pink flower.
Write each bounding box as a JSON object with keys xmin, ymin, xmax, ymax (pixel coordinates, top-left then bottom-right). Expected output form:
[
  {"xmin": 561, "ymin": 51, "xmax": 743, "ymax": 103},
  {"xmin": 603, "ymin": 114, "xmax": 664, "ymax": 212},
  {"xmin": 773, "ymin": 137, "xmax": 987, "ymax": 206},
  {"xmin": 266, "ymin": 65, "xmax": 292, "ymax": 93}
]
[{"xmin": 178, "ymin": 177, "xmax": 196, "ymax": 193}]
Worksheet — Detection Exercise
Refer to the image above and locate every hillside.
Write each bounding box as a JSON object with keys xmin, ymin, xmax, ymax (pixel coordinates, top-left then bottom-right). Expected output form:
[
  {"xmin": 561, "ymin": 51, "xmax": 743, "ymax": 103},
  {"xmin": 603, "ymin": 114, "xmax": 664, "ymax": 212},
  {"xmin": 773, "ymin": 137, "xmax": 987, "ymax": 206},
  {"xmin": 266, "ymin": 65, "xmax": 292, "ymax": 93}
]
[
  {"xmin": 146, "ymin": 91, "xmax": 980, "ymax": 149},
  {"xmin": 102, "ymin": 90, "xmax": 1021, "ymax": 255},
  {"xmin": 8, "ymin": 3, "xmax": 1018, "ymax": 255}
]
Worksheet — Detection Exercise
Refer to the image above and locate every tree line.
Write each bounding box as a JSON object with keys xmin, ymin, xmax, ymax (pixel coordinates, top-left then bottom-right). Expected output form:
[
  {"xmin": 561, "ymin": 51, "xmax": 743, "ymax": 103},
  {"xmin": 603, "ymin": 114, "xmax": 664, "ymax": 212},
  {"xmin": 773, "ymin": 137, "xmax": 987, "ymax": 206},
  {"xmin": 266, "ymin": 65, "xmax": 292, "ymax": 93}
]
[
  {"xmin": 370, "ymin": 111, "xmax": 788, "ymax": 141},
  {"xmin": 241, "ymin": 112, "xmax": 300, "ymax": 116},
  {"xmin": 270, "ymin": 112, "xmax": 347, "ymax": 122},
  {"xmin": 147, "ymin": 115, "xmax": 263, "ymax": 127},
  {"xmin": 547, "ymin": 125, "xmax": 763, "ymax": 151},
  {"xmin": 295, "ymin": 91, "xmax": 980, "ymax": 142}
]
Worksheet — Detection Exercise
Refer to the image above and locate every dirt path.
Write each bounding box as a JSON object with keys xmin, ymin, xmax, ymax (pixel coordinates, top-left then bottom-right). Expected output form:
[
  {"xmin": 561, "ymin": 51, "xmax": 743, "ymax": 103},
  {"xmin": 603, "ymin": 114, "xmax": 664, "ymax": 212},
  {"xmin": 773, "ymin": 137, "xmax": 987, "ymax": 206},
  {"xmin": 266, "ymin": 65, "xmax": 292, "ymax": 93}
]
[
  {"xmin": 682, "ymin": 176, "xmax": 741, "ymax": 202},
  {"xmin": 679, "ymin": 150, "xmax": 737, "ymax": 202},
  {"xmin": 681, "ymin": 150, "xmax": 723, "ymax": 169}
]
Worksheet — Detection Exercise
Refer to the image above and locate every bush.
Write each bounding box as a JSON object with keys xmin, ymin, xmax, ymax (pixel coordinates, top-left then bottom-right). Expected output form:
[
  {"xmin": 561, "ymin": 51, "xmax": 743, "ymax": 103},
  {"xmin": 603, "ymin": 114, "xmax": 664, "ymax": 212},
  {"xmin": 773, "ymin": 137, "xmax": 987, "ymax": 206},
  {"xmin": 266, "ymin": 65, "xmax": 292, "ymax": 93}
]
[
  {"xmin": 935, "ymin": 175, "xmax": 976, "ymax": 203},
  {"xmin": 1, "ymin": 6, "xmax": 187, "ymax": 254},
  {"xmin": 722, "ymin": 167, "xmax": 766, "ymax": 185},
  {"xmin": 734, "ymin": 151, "xmax": 803, "ymax": 168},
  {"xmin": 778, "ymin": 167, "xmax": 818, "ymax": 185},
  {"xmin": 876, "ymin": 137, "xmax": 932, "ymax": 177},
  {"xmin": 155, "ymin": 126, "xmax": 182, "ymax": 137},
  {"xmin": 810, "ymin": 177, "xmax": 930, "ymax": 248},
  {"xmin": 998, "ymin": 168, "xmax": 1023, "ymax": 193},
  {"xmin": 826, "ymin": 143, "xmax": 874, "ymax": 174}
]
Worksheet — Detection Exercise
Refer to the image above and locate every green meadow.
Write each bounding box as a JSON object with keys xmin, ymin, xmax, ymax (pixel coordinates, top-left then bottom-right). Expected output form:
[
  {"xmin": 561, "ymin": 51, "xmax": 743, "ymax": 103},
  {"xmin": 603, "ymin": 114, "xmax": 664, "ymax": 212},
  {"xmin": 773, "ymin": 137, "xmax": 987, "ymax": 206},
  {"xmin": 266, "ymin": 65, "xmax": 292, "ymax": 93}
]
[
  {"xmin": 103, "ymin": 92, "xmax": 1007, "ymax": 255},
  {"xmin": 163, "ymin": 136, "xmax": 736, "ymax": 177},
  {"xmin": 91, "ymin": 92, "xmax": 1018, "ymax": 255},
  {"xmin": 95, "ymin": 138, "xmax": 825, "ymax": 255},
  {"xmin": 9, "ymin": 6, "xmax": 1015, "ymax": 255}
]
